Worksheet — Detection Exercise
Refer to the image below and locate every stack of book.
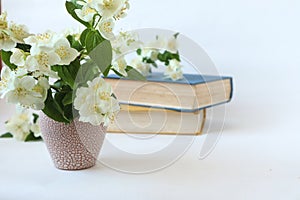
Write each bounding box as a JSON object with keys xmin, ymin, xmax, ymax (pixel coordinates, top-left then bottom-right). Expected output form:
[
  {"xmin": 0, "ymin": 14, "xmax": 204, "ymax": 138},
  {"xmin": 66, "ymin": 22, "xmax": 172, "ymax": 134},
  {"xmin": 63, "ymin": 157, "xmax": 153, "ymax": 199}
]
[{"xmin": 105, "ymin": 73, "xmax": 233, "ymax": 135}]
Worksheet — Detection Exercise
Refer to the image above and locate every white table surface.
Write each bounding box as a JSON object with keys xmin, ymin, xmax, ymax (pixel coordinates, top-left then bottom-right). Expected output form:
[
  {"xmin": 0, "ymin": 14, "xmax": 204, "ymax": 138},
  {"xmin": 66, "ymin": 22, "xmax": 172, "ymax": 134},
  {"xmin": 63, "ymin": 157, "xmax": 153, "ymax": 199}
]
[
  {"xmin": 1, "ymin": 0, "xmax": 300, "ymax": 199},
  {"xmin": 1, "ymin": 89, "xmax": 300, "ymax": 200}
]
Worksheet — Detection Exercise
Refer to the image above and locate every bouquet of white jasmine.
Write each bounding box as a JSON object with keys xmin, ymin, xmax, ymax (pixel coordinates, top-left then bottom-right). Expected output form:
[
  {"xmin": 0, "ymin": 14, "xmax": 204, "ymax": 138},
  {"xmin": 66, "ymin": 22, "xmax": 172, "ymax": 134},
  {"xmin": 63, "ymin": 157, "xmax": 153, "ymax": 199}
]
[
  {"xmin": 112, "ymin": 31, "xmax": 184, "ymax": 81},
  {"xmin": 0, "ymin": 0, "xmax": 145, "ymax": 141}
]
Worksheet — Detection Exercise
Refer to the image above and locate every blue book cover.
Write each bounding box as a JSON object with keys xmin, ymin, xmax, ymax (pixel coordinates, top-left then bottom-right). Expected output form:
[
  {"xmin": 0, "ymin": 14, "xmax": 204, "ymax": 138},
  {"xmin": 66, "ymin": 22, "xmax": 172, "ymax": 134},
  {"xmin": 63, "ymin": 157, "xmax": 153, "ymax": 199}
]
[{"xmin": 107, "ymin": 72, "xmax": 232, "ymax": 86}]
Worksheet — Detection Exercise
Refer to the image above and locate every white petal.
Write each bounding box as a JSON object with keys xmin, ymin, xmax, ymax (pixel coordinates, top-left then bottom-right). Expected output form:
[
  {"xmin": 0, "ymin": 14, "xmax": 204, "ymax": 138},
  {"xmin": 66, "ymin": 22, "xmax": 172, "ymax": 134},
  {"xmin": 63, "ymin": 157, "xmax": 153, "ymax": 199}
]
[
  {"xmin": 54, "ymin": 38, "xmax": 70, "ymax": 48},
  {"xmin": 74, "ymin": 76, "xmax": 120, "ymax": 126},
  {"xmin": 56, "ymin": 46, "xmax": 79, "ymax": 65},
  {"xmin": 15, "ymin": 68, "xmax": 28, "ymax": 77},
  {"xmin": 130, "ymin": 57, "xmax": 151, "ymax": 76},
  {"xmin": 24, "ymin": 55, "xmax": 39, "ymax": 72},
  {"xmin": 74, "ymin": 87, "xmax": 90, "ymax": 110},
  {"xmin": 0, "ymin": 32, "xmax": 16, "ymax": 51},
  {"xmin": 25, "ymin": 31, "xmax": 55, "ymax": 48},
  {"xmin": 112, "ymin": 57, "xmax": 128, "ymax": 76},
  {"xmin": 98, "ymin": 18, "xmax": 115, "ymax": 40},
  {"xmin": 5, "ymin": 90, "xmax": 20, "ymax": 104},
  {"xmin": 10, "ymin": 48, "xmax": 26, "ymax": 66},
  {"xmin": 31, "ymin": 99, "xmax": 45, "ymax": 110},
  {"xmin": 31, "ymin": 124, "xmax": 41, "ymax": 137},
  {"xmin": 19, "ymin": 76, "xmax": 36, "ymax": 90},
  {"xmin": 9, "ymin": 23, "xmax": 31, "ymax": 43},
  {"xmin": 75, "ymin": 6, "xmax": 96, "ymax": 22},
  {"xmin": 96, "ymin": 0, "xmax": 125, "ymax": 19},
  {"xmin": 167, "ymin": 37, "xmax": 178, "ymax": 53},
  {"xmin": 47, "ymin": 51, "xmax": 61, "ymax": 66},
  {"xmin": 0, "ymin": 66, "xmax": 15, "ymax": 98}
]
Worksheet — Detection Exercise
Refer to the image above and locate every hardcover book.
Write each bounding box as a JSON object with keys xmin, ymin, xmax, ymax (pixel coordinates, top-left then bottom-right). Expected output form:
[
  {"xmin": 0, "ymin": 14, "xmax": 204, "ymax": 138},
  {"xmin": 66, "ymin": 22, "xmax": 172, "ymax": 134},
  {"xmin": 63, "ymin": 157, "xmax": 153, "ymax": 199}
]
[
  {"xmin": 105, "ymin": 72, "xmax": 233, "ymax": 134},
  {"xmin": 107, "ymin": 104, "xmax": 206, "ymax": 135},
  {"xmin": 105, "ymin": 72, "xmax": 233, "ymax": 112}
]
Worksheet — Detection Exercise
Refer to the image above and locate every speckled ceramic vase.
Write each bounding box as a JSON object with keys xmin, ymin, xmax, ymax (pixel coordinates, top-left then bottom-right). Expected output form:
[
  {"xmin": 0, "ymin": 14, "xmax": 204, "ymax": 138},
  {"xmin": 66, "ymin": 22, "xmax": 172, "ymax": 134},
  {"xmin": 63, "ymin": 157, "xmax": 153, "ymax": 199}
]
[{"xmin": 39, "ymin": 114, "xmax": 106, "ymax": 170}]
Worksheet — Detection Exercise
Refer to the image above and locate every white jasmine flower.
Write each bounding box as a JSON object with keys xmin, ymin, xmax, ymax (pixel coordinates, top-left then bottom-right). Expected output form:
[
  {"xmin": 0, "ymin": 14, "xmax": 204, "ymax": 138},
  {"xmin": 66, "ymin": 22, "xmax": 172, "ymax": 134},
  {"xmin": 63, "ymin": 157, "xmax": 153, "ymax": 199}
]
[
  {"xmin": 130, "ymin": 57, "xmax": 151, "ymax": 76},
  {"xmin": 114, "ymin": 0, "xmax": 130, "ymax": 19},
  {"xmin": 93, "ymin": 0, "xmax": 126, "ymax": 19},
  {"xmin": 164, "ymin": 59, "xmax": 183, "ymax": 81},
  {"xmin": 15, "ymin": 68, "xmax": 29, "ymax": 77},
  {"xmin": 10, "ymin": 48, "xmax": 27, "ymax": 66},
  {"xmin": 74, "ymin": 77, "xmax": 120, "ymax": 126},
  {"xmin": 0, "ymin": 66, "xmax": 15, "ymax": 98},
  {"xmin": 63, "ymin": 27, "xmax": 81, "ymax": 40},
  {"xmin": 111, "ymin": 31, "xmax": 142, "ymax": 57},
  {"xmin": 77, "ymin": 95, "xmax": 106, "ymax": 126},
  {"xmin": 0, "ymin": 11, "xmax": 8, "ymax": 30},
  {"xmin": 141, "ymin": 49, "xmax": 159, "ymax": 61},
  {"xmin": 147, "ymin": 35, "xmax": 179, "ymax": 53},
  {"xmin": 112, "ymin": 57, "xmax": 127, "ymax": 76},
  {"xmin": 77, "ymin": 0, "xmax": 98, "ymax": 7},
  {"xmin": 26, "ymin": 33, "xmax": 78, "ymax": 69},
  {"xmin": 5, "ymin": 76, "xmax": 47, "ymax": 110},
  {"xmin": 9, "ymin": 23, "xmax": 31, "ymax": 43},
  {"xmin": 75, "ymin": 5, "xmax": 97, "ymax": 22},
  {"xmin": 30, "ymin": 123, "xmax": 41, "ymax": 138},
  {"xmin": 165, "ymin": 59, "xmax": 182, "ymax": 72},
  {"xmin": 168, "ymin": 70, "xmax": 183, "ymax": 81},
  {"xmin": 102, "ymin": 97, "xmax": 119, "ymax": 125},
  {"xmin": 98, "ymin": 18, "xmax": 115, "ymax": 40},
  {"xmin": 24, "ymin": 31, "xmax": 56, "ymax": 49},
  {"xmin": 54, "ymin": 38, "xmax": 79, "ymax": 65},
  {"xmin": 73, "ymin": 87, "xmax": 90, "ymax": 111},
  {"xmin": 147, "ymin": 36, "xmax": 167, "ymax": 51},
  {"xmin": 0, "ymin": 31, "xmax": 16, "ymax": 51},
  {"xmin": 32, "ymin": 77, "xmax": 50, "ymax": 105},
  {"xmin": 87, "ymin": 76, "xmax": 112, "ymax": 94},
  {"xmin": 166, "ymin": 37, "xmax": 178, "ymax": 54},
  {"xmin": 25, "ymin": 49, "xmax": 60, "ymax": 78},
  {"xmin": 5, "ymin": 109, "xmax": 33, "ymax": 141}
]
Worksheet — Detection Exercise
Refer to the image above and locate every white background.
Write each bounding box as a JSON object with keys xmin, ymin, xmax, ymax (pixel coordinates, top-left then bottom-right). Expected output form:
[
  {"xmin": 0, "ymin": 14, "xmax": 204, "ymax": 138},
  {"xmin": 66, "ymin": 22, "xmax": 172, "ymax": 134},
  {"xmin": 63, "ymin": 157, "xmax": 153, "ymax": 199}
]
[{"xmin": 1, "ymin": 0, "xmax": 300, "ymax": 199}]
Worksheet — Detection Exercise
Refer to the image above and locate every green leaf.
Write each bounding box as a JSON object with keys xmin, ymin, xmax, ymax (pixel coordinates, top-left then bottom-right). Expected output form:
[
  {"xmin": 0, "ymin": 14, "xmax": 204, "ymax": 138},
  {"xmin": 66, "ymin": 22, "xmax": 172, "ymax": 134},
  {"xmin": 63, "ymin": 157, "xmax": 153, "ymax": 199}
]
[
  {"xmin": 80, "ymin": 28, "xmax": 91, "ymax": 47},
  {"xmin": 54, "ymin": 91, "xmax": 67, "ymax": 109},
  {"xmin": 151, "ymin": 62, "xmax": 158, "ymax": 68},
  {"xmin": 52, "ymin": 59, "xmax": 81, "ymax": 89},
  {"xmin": 63, "ymin": 104, "xmax": 75, "ymax": 121},
  {"xmin": 89, "ymin": 40, "xmax": 113, "ymax": 74},
  {"xmin": 52, "ymin": 65, "xmax": 73, "ymax": 88},
  {"xmin": 111, "ymin": 93, "xmax": 117, "ymax": 99},
  {"xmin": 54, "ymin": 91, "xmax": 75, "ymax": 122},
  {"xmin": 42, "ymin": 89, "xmax": 70, "ymax": 123},
  {"xmin": 142, "ymin": 57, "xmax": 158, "ymax": 67},
  {"xmin": 67, "ymin": 58, "xmax": 81, "ymax": 79},
  {"xmin": 75, "ymin": 60, "xmax": 100, "ymax": 87},
  {"xmin": 126, "ymin": 66, "xmax": 146, "ymax": 81},
  {"xmin": 112, "ymin": 69, "xmax": 125, "ymax": 77},
  {"xmin": 25, "ymin": 132, "xmax": 42, "ymax": 142},
  {"xmin": 0, "ymin": 133, "xmax": 13, "ymax": 138},
  {"xmin": 67, "ymin": 35, "xmax": 83, "ymax": 52},
  {"xmin": 65, "ymin": 1, "xmax": 91, "ymax": 28},
  {"xmin": 1, "ymin": 50, "xmax": 17, "ymax": 70},
  {"xmin": 85, "ymin": 30, "xmax": 105, "ymax": 53},
  {"xmin": 157, "ymin": 51, "xmax": 181, "ymax": 65},
  {"xmin": 16, "ymin": 43, "xmax": 31, "ymax": 52},
  {"xmin": 174, "ymin": 32, "xmax": 180, "ymax": 39},
  {"xmin": 62, "ymin": 91, "xmax": 73, "ymax": 106},
  {"xmin": 33, "ymin": 113, "xmax": 39, "ymax": 123},
  {"xmin": 102, "ymin": 64, "xmax": 112, "ymax": 77},
  {"xmin": 63, "ymin": 67, "xmax": 76, "ymax": 88},
  {"xmin": 136, "ymin": 48, "xmax": 142, "ymax": 55}
]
